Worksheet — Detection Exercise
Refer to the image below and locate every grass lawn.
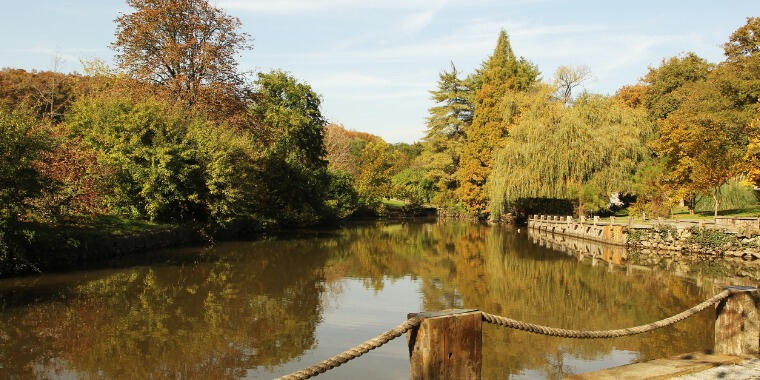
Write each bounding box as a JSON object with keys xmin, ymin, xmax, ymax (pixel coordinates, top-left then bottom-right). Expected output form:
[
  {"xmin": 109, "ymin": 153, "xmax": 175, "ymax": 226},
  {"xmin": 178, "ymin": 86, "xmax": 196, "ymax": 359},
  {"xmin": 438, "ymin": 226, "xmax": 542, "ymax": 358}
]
[
  {"xmin": 381, "ymin": 198, "xmax": 407, "ymax": 208},
  {"xmin": 55, "ymin": 214, "xmax": 174, "ymax": 235},
  {"xmin": 597, "ymin": 205, "xmax": 760, "ymax": 224}
]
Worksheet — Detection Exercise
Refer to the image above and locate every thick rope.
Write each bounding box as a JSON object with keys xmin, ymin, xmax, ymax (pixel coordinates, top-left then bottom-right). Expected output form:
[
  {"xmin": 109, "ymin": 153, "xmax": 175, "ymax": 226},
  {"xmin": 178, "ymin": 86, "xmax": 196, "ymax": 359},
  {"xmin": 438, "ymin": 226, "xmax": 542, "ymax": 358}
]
[
  {"xmin": 275, "ymin": 317, "xmax": 421, "ymax": 380},
  {"xmin": 276, "ymin": 289, "xmax": 738, "ymax": 379},
  {"xmin": 481, "ymin": 289, "xmax": 732, "ymax": 339}
]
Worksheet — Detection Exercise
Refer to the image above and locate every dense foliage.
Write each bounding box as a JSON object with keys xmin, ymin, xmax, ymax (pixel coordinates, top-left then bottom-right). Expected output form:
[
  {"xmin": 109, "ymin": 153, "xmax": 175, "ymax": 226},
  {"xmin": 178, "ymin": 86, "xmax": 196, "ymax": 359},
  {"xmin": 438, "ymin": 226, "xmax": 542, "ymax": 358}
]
[
  {"xmin": 0, "ymin": 0, "xmax": 362, "ymax": 275},
  {"xmin": 412, "ymin": 19, "xmax": 760, "ymax": 220},
  {"xmin": 456, "ymin": 30, "xmax": 540, "ymax": 216},
  {"xmin": 488, "ymin": 88, "xmax": 653, "ymax": 217}
]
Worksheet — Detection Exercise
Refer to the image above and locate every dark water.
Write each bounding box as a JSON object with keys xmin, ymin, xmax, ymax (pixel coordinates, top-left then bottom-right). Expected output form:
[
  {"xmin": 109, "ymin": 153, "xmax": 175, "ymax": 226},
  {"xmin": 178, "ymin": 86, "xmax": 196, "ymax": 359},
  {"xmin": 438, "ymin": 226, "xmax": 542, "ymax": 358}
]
[{"xmin": 0, "ymin": 220, "xmax": 724, "ymax": 379}]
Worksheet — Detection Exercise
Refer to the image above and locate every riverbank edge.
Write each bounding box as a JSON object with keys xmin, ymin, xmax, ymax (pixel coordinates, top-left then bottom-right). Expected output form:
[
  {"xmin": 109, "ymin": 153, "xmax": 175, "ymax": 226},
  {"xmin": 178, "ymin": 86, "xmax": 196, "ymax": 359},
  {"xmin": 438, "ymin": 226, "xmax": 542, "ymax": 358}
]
[
  {"xmin": 528, "ymin": 215, "xmax": 760, "ymax": 260},
  {"xmin": 2, "ymin": 208, "xmax": 445, "ymax": 278}
]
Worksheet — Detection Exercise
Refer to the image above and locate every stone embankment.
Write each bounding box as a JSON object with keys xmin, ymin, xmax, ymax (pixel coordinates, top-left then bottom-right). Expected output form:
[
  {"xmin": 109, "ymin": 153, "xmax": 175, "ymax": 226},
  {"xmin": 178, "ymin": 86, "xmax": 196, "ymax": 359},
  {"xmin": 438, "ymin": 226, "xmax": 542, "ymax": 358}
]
[{"xmin": 528, "ymin": 214, "xmax": 760, "ymax": 260}]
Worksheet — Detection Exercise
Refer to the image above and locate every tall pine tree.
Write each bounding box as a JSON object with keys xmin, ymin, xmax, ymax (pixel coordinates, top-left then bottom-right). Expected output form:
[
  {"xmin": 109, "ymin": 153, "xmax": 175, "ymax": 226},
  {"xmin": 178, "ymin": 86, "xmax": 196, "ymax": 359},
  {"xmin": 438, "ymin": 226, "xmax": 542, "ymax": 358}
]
[
  {"xmin": 455, "ymin": 30, "xmax": 539, "ymax": 217},
  {"xmin": 421, "ymin": 62, "xmax": 474, "ymax": 206}
]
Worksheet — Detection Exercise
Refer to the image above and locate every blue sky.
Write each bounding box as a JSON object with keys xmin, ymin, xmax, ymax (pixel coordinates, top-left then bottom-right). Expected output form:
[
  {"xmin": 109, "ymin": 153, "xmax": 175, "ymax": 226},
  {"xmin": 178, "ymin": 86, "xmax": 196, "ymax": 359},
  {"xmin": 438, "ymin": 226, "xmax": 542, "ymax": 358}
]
[{"xmin": 1, "ymin": 1, "xmax": 757, "ymax": 142}]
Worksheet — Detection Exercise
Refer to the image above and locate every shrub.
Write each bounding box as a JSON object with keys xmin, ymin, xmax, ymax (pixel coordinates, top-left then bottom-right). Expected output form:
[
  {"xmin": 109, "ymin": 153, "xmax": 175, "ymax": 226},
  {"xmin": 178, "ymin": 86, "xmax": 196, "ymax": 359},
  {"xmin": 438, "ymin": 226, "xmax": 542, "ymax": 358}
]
[
  {"xmin": 0, "ymin": 105, "xmax": 55, "ymax": 221},
  {"xmin": 324, "ymin": 171, "xmax": 359, "ymax": 219},
  {"xmin": 67, "ymin": 96, "xmax": 206, "ymax": 222}
]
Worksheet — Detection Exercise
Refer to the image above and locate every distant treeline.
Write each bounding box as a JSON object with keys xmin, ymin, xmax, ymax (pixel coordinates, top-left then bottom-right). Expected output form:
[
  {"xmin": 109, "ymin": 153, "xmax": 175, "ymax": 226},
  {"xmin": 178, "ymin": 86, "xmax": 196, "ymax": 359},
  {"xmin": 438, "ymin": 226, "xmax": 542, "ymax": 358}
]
[{"xmin": 341, "ymin": 18, "xmax": 760, "ymax": 221}]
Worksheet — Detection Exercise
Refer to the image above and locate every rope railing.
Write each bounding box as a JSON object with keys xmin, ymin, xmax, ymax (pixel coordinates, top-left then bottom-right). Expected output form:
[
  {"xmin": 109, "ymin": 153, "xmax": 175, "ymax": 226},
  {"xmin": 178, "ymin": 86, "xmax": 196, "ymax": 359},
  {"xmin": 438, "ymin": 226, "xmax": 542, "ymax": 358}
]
[
  {"xmin": 481, "ymin": 289, "xmax": 731, "ymax": 338},
  {"xmin": 276, "ymin": 317, "xmax": 421, "ymax": 380},
  {"xmin": 276, "ymin": 288, "xmax": 749, "ymax": 379}
]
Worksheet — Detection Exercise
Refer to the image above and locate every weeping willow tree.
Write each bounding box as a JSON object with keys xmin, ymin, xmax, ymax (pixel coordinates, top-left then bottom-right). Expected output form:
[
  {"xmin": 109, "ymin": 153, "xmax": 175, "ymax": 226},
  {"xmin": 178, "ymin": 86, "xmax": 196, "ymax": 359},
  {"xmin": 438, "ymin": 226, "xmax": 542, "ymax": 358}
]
[{"xmin": 488, "ymin": 86, "xmax": 654, "ymax": 218}]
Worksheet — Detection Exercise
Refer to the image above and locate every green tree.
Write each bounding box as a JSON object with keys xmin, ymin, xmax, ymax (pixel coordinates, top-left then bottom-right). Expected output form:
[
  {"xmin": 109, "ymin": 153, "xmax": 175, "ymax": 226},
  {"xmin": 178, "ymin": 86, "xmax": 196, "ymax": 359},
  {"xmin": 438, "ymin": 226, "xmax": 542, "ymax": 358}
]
[
  {"xmin": 420, "ymin": 63, "xmax": 473, "ymax": 207},
  {"xmin": 0, "ymin": 106, "xmax": 56, "ymax": 273},
  {"xmin": 456, "ymin": 30, "xmax": 540, "ymax": 217},
  {"xmin": 392, "ymin": 168, "xmax": 435, "ymax": 206},
  {"xmin": 248, "ymin": 70, "xmax": 331, "ymax": 224},
  {"xmin": 67, "ymin": 96, "xmax": 207, "ymax": 222},
  {"xmin": 355, "ymin": 141, "xmax": 397, "ymax": 211},
  {"xmin": 0, "ymin": 106, "xmax": 55, "ymax": 222},
  {"xmin": 642, "ymin": 53, "xmax": 712, "ymax": 121},
  {"xmin": 488, "ymin": 88, "xmax": 653, "ymax": 217}
]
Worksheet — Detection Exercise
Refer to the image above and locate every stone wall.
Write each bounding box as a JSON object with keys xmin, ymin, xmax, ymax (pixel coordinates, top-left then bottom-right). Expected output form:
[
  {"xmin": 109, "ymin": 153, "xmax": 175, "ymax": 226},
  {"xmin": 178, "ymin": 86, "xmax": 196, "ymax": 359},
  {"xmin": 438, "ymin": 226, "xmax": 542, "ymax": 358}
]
[
  {"xmin": 527, "ymin": 214, "xmax": 760, "ymax": 259},
  {"xmin": 528, "ymin": 227, "xmax": 760, "ymax": 282}
]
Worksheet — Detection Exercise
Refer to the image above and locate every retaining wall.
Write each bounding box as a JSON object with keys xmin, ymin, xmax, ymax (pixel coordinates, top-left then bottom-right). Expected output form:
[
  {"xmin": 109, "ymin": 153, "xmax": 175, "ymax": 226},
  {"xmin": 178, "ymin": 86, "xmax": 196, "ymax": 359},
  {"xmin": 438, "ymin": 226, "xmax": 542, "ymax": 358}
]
[{"xmin": 527, "ymin": 214, "xmax": 760, "ymax": 259}]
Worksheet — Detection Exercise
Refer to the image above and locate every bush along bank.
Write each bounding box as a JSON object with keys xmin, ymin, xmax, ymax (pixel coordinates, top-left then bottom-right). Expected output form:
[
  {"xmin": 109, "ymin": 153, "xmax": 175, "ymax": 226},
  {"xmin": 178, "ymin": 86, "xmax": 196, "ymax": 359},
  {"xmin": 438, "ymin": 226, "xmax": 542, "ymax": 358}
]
[{"xmin": 0, "ymin": 216, "xmax": 288, "ymax": 278}]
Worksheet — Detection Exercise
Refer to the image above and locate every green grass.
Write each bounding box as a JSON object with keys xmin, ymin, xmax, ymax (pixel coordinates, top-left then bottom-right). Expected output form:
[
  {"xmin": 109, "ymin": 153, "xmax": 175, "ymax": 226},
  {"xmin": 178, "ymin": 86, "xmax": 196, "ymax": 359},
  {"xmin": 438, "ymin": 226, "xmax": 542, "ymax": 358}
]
[
  {"xmin": 670, "ymin": 205, "xmax": 760, "ymax": 219},
  {"xmin": 57, "ymin": 214, "xmax": 173, "ymax": 235},
  {"xmin": 597, "ymin": 205, "xmax": 759, "ymax": 224},
  {"xmin": 381, "ymin": 198, "xmax": 407, "ymax": 208}
]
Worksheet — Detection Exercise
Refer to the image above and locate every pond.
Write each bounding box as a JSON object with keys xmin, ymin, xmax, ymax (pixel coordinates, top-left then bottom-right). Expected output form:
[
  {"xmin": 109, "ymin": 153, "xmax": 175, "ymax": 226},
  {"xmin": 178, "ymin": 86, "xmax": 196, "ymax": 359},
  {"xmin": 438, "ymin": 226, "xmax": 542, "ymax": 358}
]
[{"xmin": 0, "ymin": 220, "xmax": 728, "ymax": 379}]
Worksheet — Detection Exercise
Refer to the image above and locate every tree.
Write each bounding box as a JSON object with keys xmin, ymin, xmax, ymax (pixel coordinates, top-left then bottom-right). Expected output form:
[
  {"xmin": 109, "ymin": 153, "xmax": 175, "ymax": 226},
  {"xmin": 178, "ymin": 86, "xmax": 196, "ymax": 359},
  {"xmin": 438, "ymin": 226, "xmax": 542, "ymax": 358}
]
[
  {"xmin": 355, "ymin": 141, "xmax": 397, "ymax": 211},
  {"xmin": 420, "ymin": 63, "xmax": 474, "ymax": 207},
  {"xmin": 425, "ymin": 62, "xmax": 473, "ymax": 141},
  {"xmin": 324, "ymin": 123, "xmax": 380, "ymax": 177},
  {"xmin": 745, "ymin": 103, "xmax": 760, "ymax": 186},
  {"xmin": 653, "ymin": 79, "xmax": 750, "ymax": 217},
  {"xmin": 488, "ymin": 89, "xmax": 653, "ymax": 218},
  {"xmin": 723, "ymin": 17, "xmax": 760, "ymax": 60},
  {"xmin": 554, "ymin": 65, "xmax": 592, "ymax": 104},
  {"xmin": 642, "ymin": 53, "xmax": 712, "ymax": 120},
  {"xmin": 0, "ymin": 106, "xmax": 55, "ymax": 222},
  {"xmin": 456, "ymin": 30, "xmax": 540, "ymax": 217},
  {"xmin": 112, "ymin": 0, "xmax": 252, "ymax": 105},
  {"xmin": 392, "ymin": 168, "xmax": 435, "ymax": 206},
  {"xmin": 248, "ymin": 70, "xmax": 331, "ymax": 223},
  {"xmin": 0, "ymin": 68, "xmax": 79, "ymax": 123},
  {"xmin": 615, "ymin": 84, "xmax": 648, "ymax": 109}
]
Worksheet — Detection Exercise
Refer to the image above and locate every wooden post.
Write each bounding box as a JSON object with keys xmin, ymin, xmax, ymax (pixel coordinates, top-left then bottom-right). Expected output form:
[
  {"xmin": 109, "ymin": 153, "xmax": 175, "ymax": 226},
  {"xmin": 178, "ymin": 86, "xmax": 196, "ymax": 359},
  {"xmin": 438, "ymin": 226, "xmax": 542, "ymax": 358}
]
[
  {"xmin": 715, "ymin": 286, "xmax": 759, "ymax": 355},
  {"xmin": 593, "ymin": 216, "xmax": 599, "ymax": 226},
  {"xmin": 407, "ymin": 309, "xmax": 482, "ymax": 380}
]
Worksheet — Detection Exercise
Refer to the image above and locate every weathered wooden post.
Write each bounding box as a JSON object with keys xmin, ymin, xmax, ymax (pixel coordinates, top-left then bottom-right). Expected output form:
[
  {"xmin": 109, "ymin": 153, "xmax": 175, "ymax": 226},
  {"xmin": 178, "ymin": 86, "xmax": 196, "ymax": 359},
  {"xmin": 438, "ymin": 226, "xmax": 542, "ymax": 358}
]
[
  {"xmin": 407, "ymin": 309, "xmax": 482, "ymax": 380},
  {"xmin": 715, "ymin": 286, "xmax": 759, "ymax": 355},
  {"xmin": 610, "ymin": 216, "xmax": 616, "ymax": 225},
  {"xmin": 593, "ymin": 216, "xmax": 599, "ymax": 226}
]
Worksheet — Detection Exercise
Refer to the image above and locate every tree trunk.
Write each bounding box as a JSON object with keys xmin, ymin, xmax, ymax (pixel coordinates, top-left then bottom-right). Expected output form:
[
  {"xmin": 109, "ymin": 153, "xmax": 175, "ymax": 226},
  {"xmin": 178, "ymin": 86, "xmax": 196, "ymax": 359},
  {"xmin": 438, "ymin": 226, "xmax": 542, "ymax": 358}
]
[{"xmin": 713, "ymin": 188, "xmax": 720, "ymax": 218}]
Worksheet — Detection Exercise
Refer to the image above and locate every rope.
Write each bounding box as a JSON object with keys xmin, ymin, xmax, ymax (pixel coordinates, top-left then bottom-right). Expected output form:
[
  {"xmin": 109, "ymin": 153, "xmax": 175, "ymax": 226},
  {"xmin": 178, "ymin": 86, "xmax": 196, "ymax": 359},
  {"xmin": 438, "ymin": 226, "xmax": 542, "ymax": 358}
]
[
  {"xmin": 277, "ymin": 289, "xmax": 741, "ymax": 379},
  {"xmin": 275, "ymin": 317, "xmax": 421, "ymax": 380},
  {"xmin": 481, "ymin": 289, "xmax": 732, "ymax": 339}
]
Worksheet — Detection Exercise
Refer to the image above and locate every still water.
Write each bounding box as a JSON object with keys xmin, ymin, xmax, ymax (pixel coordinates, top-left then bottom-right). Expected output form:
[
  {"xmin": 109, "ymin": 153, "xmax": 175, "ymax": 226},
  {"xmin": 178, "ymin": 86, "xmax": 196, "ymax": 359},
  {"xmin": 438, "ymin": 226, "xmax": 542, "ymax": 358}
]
[{"xmin": 0, "ymin": 220, "xmax": 722, "ymax": 379}]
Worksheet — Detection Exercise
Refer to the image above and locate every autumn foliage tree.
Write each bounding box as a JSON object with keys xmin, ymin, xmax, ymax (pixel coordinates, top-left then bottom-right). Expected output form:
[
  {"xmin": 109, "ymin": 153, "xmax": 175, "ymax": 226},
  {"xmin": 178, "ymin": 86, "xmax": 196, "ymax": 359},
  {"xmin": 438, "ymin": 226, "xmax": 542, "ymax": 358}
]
[
  {"xmin": 456, "ymin": 30, "xmax": 539, "ymax": 217},
  {"xmin": 112, "ymin": 0, "xmax": 252, "ymax": 106}
]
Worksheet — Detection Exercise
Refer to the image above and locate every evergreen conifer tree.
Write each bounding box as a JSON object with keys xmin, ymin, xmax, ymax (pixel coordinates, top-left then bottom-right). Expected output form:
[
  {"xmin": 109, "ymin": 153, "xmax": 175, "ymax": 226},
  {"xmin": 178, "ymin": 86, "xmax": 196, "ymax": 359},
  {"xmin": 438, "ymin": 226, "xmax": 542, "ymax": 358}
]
[
  {"xmin": 421, "ymin": 63, "xmax": 473, "ymax": 206},
  {"xmin": 456, "ymin": 30, "xmax": 539, "ymax": 217}
]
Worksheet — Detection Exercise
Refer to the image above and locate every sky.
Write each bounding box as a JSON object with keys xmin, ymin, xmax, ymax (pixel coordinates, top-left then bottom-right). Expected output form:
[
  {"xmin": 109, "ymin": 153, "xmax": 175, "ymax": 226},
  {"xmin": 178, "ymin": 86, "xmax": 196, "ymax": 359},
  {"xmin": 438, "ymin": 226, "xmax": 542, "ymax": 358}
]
[{"xmin": 0, "ymin": 1, "xmax": 758, "ymax": 142}]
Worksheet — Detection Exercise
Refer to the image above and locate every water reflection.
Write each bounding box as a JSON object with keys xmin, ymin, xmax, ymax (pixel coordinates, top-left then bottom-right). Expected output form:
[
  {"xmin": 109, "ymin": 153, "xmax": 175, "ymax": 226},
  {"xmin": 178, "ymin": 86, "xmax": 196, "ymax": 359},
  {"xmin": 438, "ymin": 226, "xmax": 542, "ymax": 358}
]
[{"xmin": 0, "ymin": 220, "xmax": 736, "ymax": 379}]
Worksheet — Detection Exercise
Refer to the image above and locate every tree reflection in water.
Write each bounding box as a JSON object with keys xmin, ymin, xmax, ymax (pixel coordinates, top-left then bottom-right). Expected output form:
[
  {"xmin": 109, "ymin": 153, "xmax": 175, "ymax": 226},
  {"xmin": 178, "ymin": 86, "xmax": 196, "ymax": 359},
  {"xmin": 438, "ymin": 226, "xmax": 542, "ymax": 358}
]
[{"xmin": 0, "ymin": 220, "xmax": 726, "ymax": 379}]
